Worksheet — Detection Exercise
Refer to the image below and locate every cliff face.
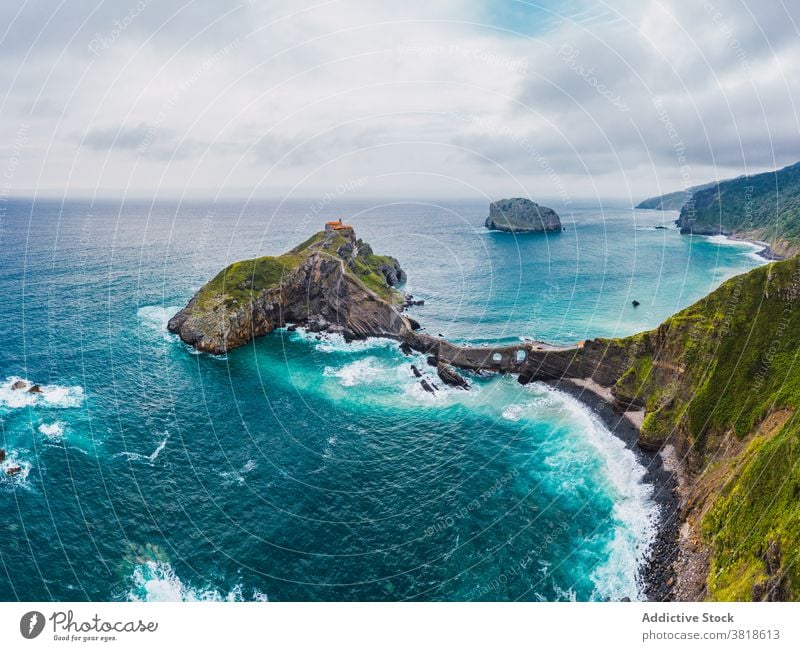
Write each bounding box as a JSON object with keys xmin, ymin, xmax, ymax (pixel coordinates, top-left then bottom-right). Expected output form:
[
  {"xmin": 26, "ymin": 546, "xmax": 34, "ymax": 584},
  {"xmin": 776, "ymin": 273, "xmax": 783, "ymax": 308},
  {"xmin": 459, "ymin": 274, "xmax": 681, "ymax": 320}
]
[
  {"xmin": 485, "ymin": 198, "xmax": 562, "ymax": 233},
  {"xmin": 168, "ymin": 228, "xmax": 412, "ymax": 354},
  {"xmin": 593, "ymin": 258, "xmax": 800, "ymax": 601},
  {"xmin": 502, "ymin": 258, "xmax": 800, "ymax": 600},
  {"xmin": 676, "ymin": 161, "xmax": 800, "ymax": 257}
]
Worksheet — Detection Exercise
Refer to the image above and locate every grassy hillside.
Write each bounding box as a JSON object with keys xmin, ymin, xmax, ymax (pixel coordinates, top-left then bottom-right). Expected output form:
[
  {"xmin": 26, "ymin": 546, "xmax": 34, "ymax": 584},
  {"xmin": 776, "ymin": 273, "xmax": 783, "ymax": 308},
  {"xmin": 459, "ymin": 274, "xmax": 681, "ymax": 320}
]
[
  {"xmin": 636, "ymin": 181, "xmax": 717, "ymax": 210},
  {"xmin": 194, "ymin": 229, "xmax": 404, "ymax": 309},
  {"xmin": 609, "ymin": 257, "xmax": 800, "ymax": 600},
  {"xmin": 677, "ymin": 161, "xmax": 800, "ymax": 256}
]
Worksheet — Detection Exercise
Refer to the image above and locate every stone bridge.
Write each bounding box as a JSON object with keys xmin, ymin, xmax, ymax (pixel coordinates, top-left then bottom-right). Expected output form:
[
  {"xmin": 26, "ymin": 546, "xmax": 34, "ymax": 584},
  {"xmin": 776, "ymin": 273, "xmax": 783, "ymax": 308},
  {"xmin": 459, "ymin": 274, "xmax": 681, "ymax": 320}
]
[{"xmin": 401, "ymin": 330, "xmax": 630, "ymax": 387}]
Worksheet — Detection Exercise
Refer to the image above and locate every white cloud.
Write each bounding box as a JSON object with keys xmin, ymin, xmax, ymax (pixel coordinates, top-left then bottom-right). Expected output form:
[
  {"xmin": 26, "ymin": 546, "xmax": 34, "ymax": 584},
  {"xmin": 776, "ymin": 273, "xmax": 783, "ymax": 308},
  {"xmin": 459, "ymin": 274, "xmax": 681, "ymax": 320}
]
[{"xmin": 0, "ymin": 0, "xmax": 798, "ymax": 200}]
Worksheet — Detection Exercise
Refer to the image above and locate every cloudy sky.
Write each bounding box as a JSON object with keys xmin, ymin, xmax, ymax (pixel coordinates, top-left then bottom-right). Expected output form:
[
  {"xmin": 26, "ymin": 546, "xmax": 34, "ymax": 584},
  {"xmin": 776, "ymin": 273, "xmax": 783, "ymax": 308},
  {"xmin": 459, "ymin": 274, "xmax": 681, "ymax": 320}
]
[{"xmin": 1, "ymin": 0, "xmax": 798, "ymax": 205}]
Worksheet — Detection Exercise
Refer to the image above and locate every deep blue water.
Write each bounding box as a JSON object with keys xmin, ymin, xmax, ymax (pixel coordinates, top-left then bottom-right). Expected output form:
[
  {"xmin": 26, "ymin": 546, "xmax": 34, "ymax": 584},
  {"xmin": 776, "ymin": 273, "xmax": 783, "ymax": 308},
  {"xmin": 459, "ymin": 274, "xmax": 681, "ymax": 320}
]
[{"xmin": 0, "ymin": 198, "xmax": 763, "ymax": 601}]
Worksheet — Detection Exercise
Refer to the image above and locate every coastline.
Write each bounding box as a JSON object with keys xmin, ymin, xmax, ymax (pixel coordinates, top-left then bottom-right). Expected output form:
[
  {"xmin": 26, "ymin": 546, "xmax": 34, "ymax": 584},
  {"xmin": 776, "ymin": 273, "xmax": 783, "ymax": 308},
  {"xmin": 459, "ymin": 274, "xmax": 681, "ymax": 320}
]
[
  {"xmin": 724, "ymin": 234, "xmax": 785, "ymax": 260},
  {"xmin": 547, "ymin": 378, "xmax": 680, "ymax": 602},
  {"xmin": 700, "ymin": 231, "xmax": 786, "ymax": 261}
]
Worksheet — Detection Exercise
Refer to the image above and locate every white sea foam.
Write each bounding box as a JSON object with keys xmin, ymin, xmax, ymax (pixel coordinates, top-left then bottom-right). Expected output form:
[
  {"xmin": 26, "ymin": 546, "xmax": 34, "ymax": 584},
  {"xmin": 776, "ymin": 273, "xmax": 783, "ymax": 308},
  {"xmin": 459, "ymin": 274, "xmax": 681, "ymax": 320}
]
[
  {"xmin": 38, "ymin": 421, "xmax": 65, "ymax": 439},
  {"xmin": 116, "ymin": 432, "xmax": 170, "ymax": 464},
  {"xmin": 287, "ymin": 327, "xmax": 396, "ymax": 354},
  {"xmin": 149, "ymin": 434, "xmax": 169, "ymax": 462},
  {"xmin": 323, "ymin": 357, "xmax": 385, "ymax": 387},
  {"xmin": 0, "ymin": 376, "xmax": 85, "ymax": 410},
  {"xmin": 220, "ymin": 459, "xmax": 257, "ymax": 485},
  {"xmin": 137, "ymin": 305, "xmax": 182, "ymax": 338},
  {"xmin": 501, "ymin": 404, "xmax": 525, "ymax": 421},
  {"xmin": 704, "ymin": 234, "xmax": 770, "ymax": 263},
  {"xmin": 534, "ymin": 386, "xmax": 658, "ymax": 601},
  {"xmin": 321, "ymin": 435, "xmax": 339, "ymax": 460},
  {"xmin": 0, "ymin": 453, "xmax": 32, "ymax": 487},
  {"xmin": 127, "ymin": 561, "xmax": 268, "ymax": 602}
]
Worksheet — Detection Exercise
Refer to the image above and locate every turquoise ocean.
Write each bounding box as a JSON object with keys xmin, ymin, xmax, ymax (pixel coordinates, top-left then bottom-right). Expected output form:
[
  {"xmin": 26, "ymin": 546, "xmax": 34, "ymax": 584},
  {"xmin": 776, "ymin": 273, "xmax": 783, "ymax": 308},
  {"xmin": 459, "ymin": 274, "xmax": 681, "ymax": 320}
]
[{"xmin": 0, "ymin": 199, "xmax": 764, "ymax": 601}]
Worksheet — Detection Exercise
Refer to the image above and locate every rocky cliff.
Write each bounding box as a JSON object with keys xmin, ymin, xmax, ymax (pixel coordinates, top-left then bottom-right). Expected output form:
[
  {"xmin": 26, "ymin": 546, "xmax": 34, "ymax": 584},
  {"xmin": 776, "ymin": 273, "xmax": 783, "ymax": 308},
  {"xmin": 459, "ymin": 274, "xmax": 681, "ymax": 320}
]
[
  {"xmin": 485, "ymin": 198, "xmax": 562, "ymax": 233},
  {"xmin": 168, "ymin": 227, "xmax": 413, "ymax": 354},
  {"xmin": 428, "ymin": 257, "xmax": 800, "ymax": 601},
  {"xmin": 511, "ymin": 258, "xmax": 800, "ymax": 601},
  {"xmin": 604, "ymin": 258, "xmax": 800, "ymax": 601},
  {"xmin": 675, "ymin": 161, "xmax": 800, "ymax": 258}
]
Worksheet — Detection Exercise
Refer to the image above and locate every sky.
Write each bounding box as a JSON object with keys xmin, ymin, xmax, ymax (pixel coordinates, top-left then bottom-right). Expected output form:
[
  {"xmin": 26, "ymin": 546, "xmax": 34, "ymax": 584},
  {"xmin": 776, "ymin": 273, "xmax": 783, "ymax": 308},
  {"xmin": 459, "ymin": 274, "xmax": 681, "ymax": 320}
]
[{"xmin": 0, "ymin": 0, "xmax": 798, "ymax": 206}]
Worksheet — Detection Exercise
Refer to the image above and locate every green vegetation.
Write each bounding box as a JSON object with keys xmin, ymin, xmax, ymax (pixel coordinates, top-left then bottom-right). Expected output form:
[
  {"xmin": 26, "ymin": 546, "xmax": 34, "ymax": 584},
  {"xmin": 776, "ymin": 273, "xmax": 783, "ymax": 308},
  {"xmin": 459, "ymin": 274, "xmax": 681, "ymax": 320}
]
[
  {"xmin": 193, "ymin": 229, "xmax": 404, "ymax": 309},
  {"xmin": 196, "ymin": 253, "xmax": 302, "ymax": 308},
  {"xmin": 703, "ymin": 415, "xmax": 800, "ymax": 600},
  {"xmin": 607, "ymin": 257, "xmax": 800, "ymax": 599},
  {"xmin": 678, "ymin": 161, "xmax": 800, "ymax": 255},
  {"xmin": 349, "ymin": 242, "xmax": 404, "ymax": 303}
]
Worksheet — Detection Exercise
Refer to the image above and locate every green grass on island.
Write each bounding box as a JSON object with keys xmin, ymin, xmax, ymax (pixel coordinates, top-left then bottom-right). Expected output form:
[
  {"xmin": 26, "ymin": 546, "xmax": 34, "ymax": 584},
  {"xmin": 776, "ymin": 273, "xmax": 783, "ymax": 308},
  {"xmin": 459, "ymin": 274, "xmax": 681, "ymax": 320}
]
[{"xmin": 194, "ymin": 229, "xmax": 404, "ymax": 309}]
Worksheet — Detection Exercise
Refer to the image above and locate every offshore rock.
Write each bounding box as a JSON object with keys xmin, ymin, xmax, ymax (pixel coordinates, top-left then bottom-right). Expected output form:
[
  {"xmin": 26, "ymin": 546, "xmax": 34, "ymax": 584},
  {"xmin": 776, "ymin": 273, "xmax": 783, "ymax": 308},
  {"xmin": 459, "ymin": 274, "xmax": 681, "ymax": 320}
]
[{"xmin": 485, "ymin": 198, "xmax": 561, "ymax": 233}]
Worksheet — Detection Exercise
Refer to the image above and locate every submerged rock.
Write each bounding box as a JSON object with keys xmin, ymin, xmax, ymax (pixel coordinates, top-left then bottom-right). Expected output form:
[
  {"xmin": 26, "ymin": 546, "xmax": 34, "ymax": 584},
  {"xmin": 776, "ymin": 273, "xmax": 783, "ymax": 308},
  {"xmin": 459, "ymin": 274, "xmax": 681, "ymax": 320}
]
[
  {"xmin": 485, "ymin": 198, "xmax": 561, "ymax": 233},
  {"xmin": 28, "ymin": 384, "xmax": 42, "ymax": 394},
  {"xmin": 420, "ymin": 379, "xmax": 436, "ymax": 394},
  {"xmin": 410, "ymin": 365, "xmax": 422, "ymax": 378},
  {"xmin": 436, "ymin": 362, "xmax": 469, "ymax": 389}
]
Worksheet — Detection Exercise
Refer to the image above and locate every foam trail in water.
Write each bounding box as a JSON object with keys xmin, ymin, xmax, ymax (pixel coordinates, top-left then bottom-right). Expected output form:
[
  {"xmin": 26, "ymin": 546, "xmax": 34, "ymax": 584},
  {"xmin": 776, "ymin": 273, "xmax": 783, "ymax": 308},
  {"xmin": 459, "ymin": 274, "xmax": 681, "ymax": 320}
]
[
  {"xmin": 137, "ymin": 306, "xmax": 182, "ymax": 336},
  {"xmin": 703, "ymin": 234, "xmax": 770, "ymax": 264},
  {"xmin": 127, "ymin": 561, "xmax": 268, "ymax": 602},
  {"xmin": 220, "ymin": 459, "xmax": 257, "ymax": 485},
  {"xmin": 148, "ymin": 434, "xmax": 169, "ymax": 462},
  {"xmin": 115, "ymin": 433, "xmax": 170, "ymax": 464}
]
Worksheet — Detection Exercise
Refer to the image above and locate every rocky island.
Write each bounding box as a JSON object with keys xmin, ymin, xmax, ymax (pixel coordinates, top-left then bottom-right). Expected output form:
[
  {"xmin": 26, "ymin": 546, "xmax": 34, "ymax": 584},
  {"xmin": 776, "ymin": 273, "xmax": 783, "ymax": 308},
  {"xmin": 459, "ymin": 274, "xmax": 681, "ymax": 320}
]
[
  {"xmin": 484, "ymin": 198, "xmax": 562, "ymax": 233},
  {"xmin": 168, "ymin": 221, "xmax": 417, "ymax": 354}
]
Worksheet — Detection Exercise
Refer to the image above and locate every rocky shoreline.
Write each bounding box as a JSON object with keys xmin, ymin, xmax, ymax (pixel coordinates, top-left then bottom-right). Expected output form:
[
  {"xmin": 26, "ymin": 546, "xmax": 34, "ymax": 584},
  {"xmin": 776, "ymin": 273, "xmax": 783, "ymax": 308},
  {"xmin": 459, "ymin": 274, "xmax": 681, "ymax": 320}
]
[
  {"xmin": 725, "ymin": 234, "xmax": 785, "ymax": 260},
  {"xmin": 550, "ymin": 378, "xmax": 681, "ymax": 602}
]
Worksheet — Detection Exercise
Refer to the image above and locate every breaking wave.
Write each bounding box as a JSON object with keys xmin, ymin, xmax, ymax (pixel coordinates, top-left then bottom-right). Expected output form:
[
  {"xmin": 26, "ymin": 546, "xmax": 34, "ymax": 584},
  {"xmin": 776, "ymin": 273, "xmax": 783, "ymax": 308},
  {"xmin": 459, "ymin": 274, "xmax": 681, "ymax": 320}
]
[
  {"xmin": 0, "ymin": 376, "xmax": 84, "ymax": 411},
  {"xmin": 127, "ymin": 561, "xmax": 268, "ymax": 602}
]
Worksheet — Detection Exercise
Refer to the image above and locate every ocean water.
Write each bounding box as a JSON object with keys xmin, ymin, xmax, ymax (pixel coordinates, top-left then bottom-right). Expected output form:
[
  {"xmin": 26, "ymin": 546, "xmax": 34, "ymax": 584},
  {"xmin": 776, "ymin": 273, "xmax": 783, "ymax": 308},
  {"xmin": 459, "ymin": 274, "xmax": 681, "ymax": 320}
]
[{"xmin": 0, "ymin": 198, "xmax": 764, "ymax": 601}]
